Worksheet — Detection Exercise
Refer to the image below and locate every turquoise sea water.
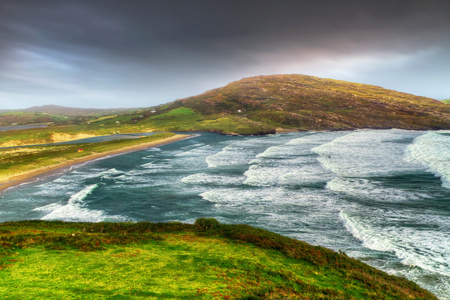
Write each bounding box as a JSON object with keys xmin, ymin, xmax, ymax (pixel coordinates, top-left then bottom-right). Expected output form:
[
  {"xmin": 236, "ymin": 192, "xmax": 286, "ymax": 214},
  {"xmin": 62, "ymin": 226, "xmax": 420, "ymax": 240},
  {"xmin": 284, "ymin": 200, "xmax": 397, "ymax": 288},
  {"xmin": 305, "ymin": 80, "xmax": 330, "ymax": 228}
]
[{"xmin": 1, "ymin": 129, "xmax": 449, "ymax": 298}]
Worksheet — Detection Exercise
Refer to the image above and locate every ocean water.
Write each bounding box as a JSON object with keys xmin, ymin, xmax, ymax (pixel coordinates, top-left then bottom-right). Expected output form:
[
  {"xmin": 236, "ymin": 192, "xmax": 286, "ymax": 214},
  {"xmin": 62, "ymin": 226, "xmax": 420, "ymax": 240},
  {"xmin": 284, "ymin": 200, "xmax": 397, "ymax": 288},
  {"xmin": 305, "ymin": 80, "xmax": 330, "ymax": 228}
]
[{"xmin": 1, "ymin": 129, "xmax": 449, "ymax": 299}]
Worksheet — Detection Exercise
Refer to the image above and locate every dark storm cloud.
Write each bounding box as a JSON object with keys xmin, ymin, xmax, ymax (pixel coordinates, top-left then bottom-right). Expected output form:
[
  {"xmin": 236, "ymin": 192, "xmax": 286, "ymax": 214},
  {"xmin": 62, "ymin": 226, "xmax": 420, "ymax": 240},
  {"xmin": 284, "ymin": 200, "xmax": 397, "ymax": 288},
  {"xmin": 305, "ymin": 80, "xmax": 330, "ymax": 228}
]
[{"xmin": 1, "ymin": 0, "xmax": 450, "ymax": 108}]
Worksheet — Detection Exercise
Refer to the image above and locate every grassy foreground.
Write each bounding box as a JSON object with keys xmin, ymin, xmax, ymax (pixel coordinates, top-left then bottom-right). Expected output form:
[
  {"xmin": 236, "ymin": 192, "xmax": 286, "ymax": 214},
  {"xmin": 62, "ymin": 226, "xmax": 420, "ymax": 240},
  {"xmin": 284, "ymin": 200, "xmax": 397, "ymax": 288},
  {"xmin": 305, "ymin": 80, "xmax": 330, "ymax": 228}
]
[{"xmin": 0, "ymin": 219, "xmax": 437, "ymax": 299}]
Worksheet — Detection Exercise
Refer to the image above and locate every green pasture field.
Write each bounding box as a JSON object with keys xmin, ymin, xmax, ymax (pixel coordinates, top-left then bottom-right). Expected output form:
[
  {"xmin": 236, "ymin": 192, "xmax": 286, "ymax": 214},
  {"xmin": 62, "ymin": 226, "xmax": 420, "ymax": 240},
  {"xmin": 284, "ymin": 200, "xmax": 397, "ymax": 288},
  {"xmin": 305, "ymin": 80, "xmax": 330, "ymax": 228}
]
[
  {"xmin": 0, "ymin": 107, "xmax": 273, "ymax": 148},
  {"xmin": 0, "ymin": 219, "xmax": 436, "ymax": 299}
]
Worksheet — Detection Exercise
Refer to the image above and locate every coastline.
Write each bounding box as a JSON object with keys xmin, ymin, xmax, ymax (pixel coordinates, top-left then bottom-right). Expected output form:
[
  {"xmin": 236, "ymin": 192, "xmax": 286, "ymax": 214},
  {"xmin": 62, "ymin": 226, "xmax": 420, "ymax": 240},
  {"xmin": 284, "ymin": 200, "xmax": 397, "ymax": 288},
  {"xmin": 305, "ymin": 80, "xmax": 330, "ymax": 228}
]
[{"xmin": 0, "ymin": 134, "xmax": 192, "ymax": 193}]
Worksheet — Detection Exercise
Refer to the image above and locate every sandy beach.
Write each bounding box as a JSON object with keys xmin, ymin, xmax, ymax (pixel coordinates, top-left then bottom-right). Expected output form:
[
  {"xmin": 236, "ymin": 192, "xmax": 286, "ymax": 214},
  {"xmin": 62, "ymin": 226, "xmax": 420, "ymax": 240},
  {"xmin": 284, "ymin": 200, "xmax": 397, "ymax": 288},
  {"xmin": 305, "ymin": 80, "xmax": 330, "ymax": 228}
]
[{"xmin": 0, "ymin": 134, "xmax": 192, "ymax": 193}]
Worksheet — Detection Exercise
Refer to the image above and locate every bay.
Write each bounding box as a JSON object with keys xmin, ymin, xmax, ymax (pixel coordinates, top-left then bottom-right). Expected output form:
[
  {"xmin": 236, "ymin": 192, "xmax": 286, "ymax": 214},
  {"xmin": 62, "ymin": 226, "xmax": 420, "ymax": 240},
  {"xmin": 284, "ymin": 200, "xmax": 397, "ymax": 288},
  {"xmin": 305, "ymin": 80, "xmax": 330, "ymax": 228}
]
[{"xmin": 1, "ymin": 129, "xmax": 449, "ymax": 299}]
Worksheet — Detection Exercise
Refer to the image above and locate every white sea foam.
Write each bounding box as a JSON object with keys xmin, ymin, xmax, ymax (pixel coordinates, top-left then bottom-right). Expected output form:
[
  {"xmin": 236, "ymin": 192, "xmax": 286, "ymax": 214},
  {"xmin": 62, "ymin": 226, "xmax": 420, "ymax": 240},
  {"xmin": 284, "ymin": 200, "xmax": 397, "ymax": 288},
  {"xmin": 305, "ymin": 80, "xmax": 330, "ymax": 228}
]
[
  {"xmin": 253, "ymin": 133, "xmax": 334, "ymax": 160},
  {"xmin": 279, "ymin": 167, "xmax": 333, "ymax": 186},
  {"xmin": 327, "ymin": 177, "xmax": 430, "ymax": 202},
  {"xmin": 340, "ymin": 211, "xmax": 450, "ymax": 277},
  {"xmin": 32, "ymin": 202, "xmax": 64, "ymax": 213},
  {"xmin": 312, "ymin": 130, "xmax": 424, "ymax": 177},
  {"xmin": 53, "ymin": 169, "xmax": 108, "ymax": 183},
  {"xmin": 200, "ymin": 187, "xmax": 331, "ymax": 208},
  {"xmin": 174, "ymin": 144, "xmax": 213, "ymax": 157},
  {"xmin": 243, "ymin": 164, "xmax": 329, "ymax": 187},
  {"xmin": 244, "ymin": 132, "xmax": 337, "ymax": 187},
  {"xmin": 53, "ymin": 177, "xmax": 74, "ymax": 183},
  {"xmin": 200, "ymin": 188, "xmax": 288, "ymax": 206},
  {"xmin": 405, "ymin": 131, "xmax": 450, "ymax": 189},
  {"xmin": 142, "ymin": 144, "xmax": 213, "ymax": 172},
  {"xmin": 255, "ymin": 145, "xmax": 294, "ymax": 159},
  {"xmin": 140, "ymin": 161, "xmax": 172, "ymax": 172},
  {"xmin": 98, "ymin": 168, "xmax": 124, "ymax": 179},
  {"xmin": 285, "ymin": 131, "xmax": 347, "ymax": 146},
  {"xmin": 243, "ymin": 165, "xmax": 285, "ymax": 186},
  {"xmin": 205, "ymin": 145, "xmax": 252, "ymax": 168},
  {"xmin": 181, "ymin": 173, "xmax": 243, "ymax": 186},
  {"xmin": 40, "ymin": 184, "xmax": 125, "ymax": 222},
  {"xmin": 206, "ymin": 138, "xmax": 284, "ymax": 168}
]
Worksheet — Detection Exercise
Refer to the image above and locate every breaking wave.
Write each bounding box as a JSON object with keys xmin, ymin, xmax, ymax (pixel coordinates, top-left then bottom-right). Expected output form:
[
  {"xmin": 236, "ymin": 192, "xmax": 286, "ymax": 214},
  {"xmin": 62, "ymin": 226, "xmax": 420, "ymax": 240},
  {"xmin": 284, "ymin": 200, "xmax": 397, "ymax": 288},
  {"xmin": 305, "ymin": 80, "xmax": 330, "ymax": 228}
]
[
  {"xmin": 38, "ymin": 184, "xmax": 127, "ymax": 222},
  {"xmin": 312, "ymin": 130, "xmax": 423, "ymax": 177},
  {"xmin": 405, "ymin": 131, "xmax": 450, "ymax": 189},
  {"xmin": 340, "ymin": 211, "xmax": 450, "ymax": 278}
]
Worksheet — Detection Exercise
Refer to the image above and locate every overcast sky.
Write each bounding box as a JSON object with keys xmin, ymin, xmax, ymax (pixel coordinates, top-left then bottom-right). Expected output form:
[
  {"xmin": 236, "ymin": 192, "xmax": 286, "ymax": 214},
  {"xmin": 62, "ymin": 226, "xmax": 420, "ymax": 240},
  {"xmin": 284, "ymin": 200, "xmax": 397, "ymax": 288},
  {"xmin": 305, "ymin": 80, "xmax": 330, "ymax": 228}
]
[{"xmin": 1, "ymin": 0, "xmax": 449, "ymax": 109}]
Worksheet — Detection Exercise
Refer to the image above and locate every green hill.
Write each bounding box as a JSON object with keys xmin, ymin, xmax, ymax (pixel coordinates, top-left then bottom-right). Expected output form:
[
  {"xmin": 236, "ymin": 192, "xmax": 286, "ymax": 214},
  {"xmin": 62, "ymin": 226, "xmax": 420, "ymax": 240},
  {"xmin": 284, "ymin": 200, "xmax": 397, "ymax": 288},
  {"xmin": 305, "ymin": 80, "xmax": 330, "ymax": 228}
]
[
  {"xmin": 96, "ymin": 74, "xmax": 448, "ymax": 135},
  {"xmin": 0, "ymin": 219, "xmax": 437, "ymax": 299},
  {"xmin": 442, "ymin": 99, "xmax": 450, "ymax": 104},
  {"xmin": 160, "ymin": 74, "xmax": 449, "ymax": 133}
]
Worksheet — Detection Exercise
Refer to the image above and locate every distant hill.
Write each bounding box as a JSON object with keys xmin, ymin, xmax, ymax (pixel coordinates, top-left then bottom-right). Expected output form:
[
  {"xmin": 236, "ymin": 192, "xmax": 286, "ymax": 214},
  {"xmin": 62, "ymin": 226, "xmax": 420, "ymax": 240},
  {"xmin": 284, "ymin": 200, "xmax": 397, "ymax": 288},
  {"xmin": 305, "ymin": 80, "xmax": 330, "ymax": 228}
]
[
  {"xmin": 442, "ymin": 99, "xmax": 450, "ymax": 104},
  {"xmin": 18, "ymin": 105, "xmax": 131, "ymax": 116},
  {"xmin": 161, "ymin": 74, "xmax": 450, "ymax": 133},
  {"xmin": 0, "ymin": 105, "xmax": 134, "ymax": 126}
]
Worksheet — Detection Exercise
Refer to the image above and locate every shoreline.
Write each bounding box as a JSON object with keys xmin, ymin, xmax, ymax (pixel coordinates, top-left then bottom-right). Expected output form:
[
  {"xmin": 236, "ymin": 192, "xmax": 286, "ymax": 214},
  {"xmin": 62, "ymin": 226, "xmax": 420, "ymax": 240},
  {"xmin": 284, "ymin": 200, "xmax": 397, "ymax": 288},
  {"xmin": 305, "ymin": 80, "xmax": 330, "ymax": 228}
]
[{"xmin": 0, "ymin": 134, "xmax": 193, "ymax": 194}]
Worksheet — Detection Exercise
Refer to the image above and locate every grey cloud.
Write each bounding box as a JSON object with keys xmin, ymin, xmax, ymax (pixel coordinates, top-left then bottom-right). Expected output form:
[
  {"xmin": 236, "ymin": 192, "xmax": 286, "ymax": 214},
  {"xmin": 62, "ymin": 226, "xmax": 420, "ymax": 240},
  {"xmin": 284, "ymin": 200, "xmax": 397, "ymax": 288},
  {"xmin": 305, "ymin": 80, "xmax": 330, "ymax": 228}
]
[{"xmin": 0, "ymin": 0, "xmax": 449, "ymax": 109}]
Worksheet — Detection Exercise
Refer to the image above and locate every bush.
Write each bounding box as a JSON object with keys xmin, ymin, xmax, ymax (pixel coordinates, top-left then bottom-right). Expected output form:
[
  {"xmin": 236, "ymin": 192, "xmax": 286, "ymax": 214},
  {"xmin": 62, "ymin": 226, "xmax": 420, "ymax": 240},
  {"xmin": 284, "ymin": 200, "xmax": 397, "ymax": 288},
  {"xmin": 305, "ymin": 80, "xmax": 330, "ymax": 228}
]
[{"xmin": 194, "ymin": 218, "xmax": 221, "ymax": 231}]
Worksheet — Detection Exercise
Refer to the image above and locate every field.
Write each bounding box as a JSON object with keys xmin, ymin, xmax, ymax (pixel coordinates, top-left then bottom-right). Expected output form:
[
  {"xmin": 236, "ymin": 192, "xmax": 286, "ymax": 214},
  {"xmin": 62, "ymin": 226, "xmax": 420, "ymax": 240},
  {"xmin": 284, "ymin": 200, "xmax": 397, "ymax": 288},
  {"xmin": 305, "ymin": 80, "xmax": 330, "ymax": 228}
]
[
  {"xmin": 0, "ymin": 107, "xmax": 272, "ymax": 148},
  {"xmin": 0, "ymin": 219, "xmax": 437, "ymax": 299},
  {"xmin": 0, "ymin": 132, "xmax": 176, "ymax": 183}
]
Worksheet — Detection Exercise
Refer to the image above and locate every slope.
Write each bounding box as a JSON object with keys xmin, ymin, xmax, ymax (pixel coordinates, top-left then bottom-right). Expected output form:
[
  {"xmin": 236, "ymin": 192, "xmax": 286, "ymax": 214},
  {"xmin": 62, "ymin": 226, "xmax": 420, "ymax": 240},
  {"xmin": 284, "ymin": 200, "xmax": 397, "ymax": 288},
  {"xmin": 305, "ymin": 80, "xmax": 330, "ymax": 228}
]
[
  {"xmin": 159, "ymin": 74, "xmax": 449, "ymax": 133},
  {"xmin": 0, "ymin": 219, "xmax": 438, "ymax": 299}
]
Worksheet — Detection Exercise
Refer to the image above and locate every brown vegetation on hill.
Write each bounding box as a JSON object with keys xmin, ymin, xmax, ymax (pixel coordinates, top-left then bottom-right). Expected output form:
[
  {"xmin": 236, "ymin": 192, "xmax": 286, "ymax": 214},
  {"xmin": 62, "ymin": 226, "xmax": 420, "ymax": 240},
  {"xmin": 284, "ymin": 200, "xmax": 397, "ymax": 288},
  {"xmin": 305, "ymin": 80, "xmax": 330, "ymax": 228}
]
[{"xmin": 170, "ymin": 74, "xmax": 450, "ymax": 131}]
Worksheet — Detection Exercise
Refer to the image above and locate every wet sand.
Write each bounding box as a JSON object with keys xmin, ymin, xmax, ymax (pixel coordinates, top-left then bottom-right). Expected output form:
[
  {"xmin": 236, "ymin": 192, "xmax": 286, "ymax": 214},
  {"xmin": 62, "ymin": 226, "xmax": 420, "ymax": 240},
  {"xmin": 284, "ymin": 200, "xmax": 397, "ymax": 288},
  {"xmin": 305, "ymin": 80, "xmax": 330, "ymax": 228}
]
[{"xmin": 0, "ymin": 134, "xmax": 192, "ymax": 193}]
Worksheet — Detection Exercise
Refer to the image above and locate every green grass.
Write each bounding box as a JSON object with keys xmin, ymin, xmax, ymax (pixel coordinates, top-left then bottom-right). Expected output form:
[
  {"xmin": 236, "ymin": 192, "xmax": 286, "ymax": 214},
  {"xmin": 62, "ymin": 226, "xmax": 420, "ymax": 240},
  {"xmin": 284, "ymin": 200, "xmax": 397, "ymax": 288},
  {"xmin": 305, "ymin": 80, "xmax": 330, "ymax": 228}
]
[
  {"xmin": 87, "ymin": 115, "xmax": 118, "ymax": 123},
  {"xmin": 442, "ymin": 99, "xmax": 450, "ymax": 104},
  {"xmin": 136, "ymin": 108, "xmax": 275, "ymax": 135},
  {"xmin": 163, "ymin": 107, "xmax": 196, "ymax": 116},
  {"xmin": 0, "ymin": 132, "xmax": 176, "ymax": 180},
  {"xmin": 0, "ymin": 219, "xmax": 437, "ymax": 299}
]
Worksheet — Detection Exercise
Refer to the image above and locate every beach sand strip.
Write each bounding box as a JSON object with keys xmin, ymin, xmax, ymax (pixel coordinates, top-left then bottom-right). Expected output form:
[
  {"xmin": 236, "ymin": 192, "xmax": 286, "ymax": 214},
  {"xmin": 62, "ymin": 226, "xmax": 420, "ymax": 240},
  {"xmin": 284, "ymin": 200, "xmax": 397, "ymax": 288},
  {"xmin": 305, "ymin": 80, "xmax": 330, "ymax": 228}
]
[{"xmin": 0, "ymin": 134, "xmax": 192, "ymax": 193}]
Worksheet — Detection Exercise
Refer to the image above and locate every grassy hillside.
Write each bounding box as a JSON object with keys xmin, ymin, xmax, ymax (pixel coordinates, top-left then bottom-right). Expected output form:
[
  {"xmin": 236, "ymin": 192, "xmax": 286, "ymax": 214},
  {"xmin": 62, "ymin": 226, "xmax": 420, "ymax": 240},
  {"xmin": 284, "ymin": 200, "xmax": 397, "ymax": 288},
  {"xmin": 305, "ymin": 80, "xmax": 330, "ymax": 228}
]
[
  {"xmin": 0, "ymin": 219, "xmax": 437, "ymax": 299},
  {"xmin": 83, "ymin": 74, "xmax": 449, "ymax": 135},
  {"xmin": 166, "ymin": 75, "xmax": 449, "ymax": 133},
  {"xmin": 442, "ymin": 99, "xmax": 450, "ymax": 104}
]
